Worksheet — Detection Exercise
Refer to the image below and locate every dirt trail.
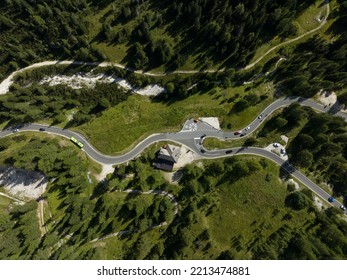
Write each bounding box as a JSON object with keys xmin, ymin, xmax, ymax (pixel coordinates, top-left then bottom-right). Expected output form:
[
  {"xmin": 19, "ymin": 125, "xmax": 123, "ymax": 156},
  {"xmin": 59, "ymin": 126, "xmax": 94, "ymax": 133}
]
[
  {"xmin": 0, "ymin": 191, "xmax": 25, "ymax": 205},
  {"xmin": 244, "ymin": 1, "xmax": 330, "ymax": 69},
  {"xmin": 0, "ymin": 2, "xmax": 330, "ymax": 95},
  {"xmin": 37, "ymin": 199, "xmax": 47, "ymax": 237}
]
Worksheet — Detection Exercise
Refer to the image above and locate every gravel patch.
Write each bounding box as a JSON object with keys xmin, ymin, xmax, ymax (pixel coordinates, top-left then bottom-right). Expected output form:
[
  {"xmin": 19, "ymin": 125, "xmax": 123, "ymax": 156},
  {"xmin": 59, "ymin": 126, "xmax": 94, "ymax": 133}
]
[
  {"xmin": 0, "ymin": 167, "xmax": 47, "ymax": 200},
  {"xmin": 38, "ymin": 73, "xmax": 165, "ymax": 96}
]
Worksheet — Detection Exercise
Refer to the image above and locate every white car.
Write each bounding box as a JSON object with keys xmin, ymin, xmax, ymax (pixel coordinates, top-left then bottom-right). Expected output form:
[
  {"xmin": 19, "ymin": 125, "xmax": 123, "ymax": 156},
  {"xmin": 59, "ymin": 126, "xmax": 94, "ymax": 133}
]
[
  {"xmin": 245, "ymin": 126, "xmax": 250, "ymax": 131},
  {"xmin": 280, "ymin": 148, "xmax": 286, "ymax": 154},
  {"xmin": 273, "ymin": 143, "xmax": 279, "ymax": 147},
  {"xmin": 341, "ymin": 205, "xmax": 346, "ymax": 211},
  {"xmin": 12, "ymin": 129, "xmax": 19, "ymax": 133}
]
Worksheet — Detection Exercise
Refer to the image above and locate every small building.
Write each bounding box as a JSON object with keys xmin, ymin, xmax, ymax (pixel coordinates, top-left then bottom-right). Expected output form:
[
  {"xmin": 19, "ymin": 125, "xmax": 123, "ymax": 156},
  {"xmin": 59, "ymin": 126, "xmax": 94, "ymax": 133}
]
[{"xmin": 153, "ymin": 144, "xmax": 181, "ymax": 172}]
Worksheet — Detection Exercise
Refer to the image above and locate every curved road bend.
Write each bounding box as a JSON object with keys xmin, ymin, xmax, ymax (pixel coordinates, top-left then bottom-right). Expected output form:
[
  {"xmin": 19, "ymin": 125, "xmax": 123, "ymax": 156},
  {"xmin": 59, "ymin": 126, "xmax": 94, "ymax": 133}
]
[
  {"xmin": 0, "ymin": 97, "xmax": 346, "ymax": 212},
  {"xmin": 202, "ymin": 147, "xmax": 345, "ymax": 212},
  {"xmin": 1, "ymin": 96, "xmax": 345, "ymax": 160}
]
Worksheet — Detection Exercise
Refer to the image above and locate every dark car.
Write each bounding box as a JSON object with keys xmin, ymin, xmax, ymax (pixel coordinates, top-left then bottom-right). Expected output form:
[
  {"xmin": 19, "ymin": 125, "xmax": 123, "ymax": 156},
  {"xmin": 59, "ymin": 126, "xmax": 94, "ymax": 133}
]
[
  {"xmin": 39, "ymin": 128, "xmax": 46, "ymax": 131},
  {"xmin": 328, "ymin": 196, "xmax": 335, "ymax": 203},
  {"xmin": 225, "ymin": 150, "xmax": 233, "ymax": 154},
  {"xmin": 200, "ymin": 149, "xmax": 206, "ymax": 153}
]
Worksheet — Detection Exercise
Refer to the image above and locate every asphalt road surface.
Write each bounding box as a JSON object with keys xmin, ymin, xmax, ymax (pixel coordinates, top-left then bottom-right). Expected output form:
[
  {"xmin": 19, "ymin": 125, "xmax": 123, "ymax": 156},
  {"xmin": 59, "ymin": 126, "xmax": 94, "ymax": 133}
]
[{"xmin": 0, "ymin": 96, "xmax": 346, "ymax": 213}]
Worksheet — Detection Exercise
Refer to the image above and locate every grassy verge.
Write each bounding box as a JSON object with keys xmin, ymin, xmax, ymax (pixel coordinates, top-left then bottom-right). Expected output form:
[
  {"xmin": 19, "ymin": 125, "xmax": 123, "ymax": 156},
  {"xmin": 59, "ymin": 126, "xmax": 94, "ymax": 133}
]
[{"xmin": 76, "ymin": 82, "xmax": 275, "ymax": 155}]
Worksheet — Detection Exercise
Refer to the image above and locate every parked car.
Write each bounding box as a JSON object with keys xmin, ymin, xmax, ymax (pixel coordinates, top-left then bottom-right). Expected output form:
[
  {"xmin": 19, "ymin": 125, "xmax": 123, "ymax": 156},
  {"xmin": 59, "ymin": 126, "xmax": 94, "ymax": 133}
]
[
  {"xmin": 39, "ymin": 128, "xmax": 46, "ymax": 131},
  {"xmin": 273, "ymin": 143, "xmax": 279, "ymax": 147},
  {"xmin": 328, "ymin": 196, "xmax": 335, "ymax": 203},
  {"xmin": 280, "ymin": 148, "xmax": 286, "ymax": 154}
]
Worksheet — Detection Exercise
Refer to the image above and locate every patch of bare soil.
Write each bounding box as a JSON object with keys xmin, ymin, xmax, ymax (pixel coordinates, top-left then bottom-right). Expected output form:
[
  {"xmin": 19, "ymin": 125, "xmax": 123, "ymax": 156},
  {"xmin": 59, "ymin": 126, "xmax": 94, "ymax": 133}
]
[{"xmin": 0, "ymin": 167, "xmax": 47, "ymax": 200}]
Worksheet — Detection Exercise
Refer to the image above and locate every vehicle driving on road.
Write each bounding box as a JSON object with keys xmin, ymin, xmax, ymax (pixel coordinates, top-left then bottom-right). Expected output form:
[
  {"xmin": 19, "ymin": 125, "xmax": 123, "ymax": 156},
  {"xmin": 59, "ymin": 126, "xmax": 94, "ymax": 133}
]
[{"xmin": 70, "ymin": 137, "xmax": 84, "ymax": 148}]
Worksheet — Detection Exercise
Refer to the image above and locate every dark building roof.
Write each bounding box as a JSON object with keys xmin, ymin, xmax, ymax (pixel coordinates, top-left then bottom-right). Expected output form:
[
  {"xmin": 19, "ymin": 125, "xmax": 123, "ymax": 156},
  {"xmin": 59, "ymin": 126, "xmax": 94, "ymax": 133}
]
[
  {"xmin": 154, "ymin": 157, "xmax": 174, "ymax": 172},
  {"xmin": 158, "ymin": 144, "xmax": 181, "ymax": 163},
  {"xmin": 153, "ymin": 144, "xmax": 181, "ymax": 172},
  {"xmin": 157, "ymin": 154, "xmax": 175, "ymax": 163}
]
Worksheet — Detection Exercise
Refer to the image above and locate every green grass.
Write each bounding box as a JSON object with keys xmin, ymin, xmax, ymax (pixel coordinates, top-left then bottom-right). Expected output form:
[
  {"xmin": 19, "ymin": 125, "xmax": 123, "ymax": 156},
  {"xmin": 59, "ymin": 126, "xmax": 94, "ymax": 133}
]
[
  {"xmin": 84, "ymin": 0, "xmax": 331, "ymax": 73},
  {"xmin": 207, "ymin": 158, "xmax": 314, "ymax": 259},
  {"xmin": 76, "ymin": 83, "xmax": 275, "ymax": 155},
  {"xmin": 223, "ymin": 85, "xmax": 275, "ymax": 130},
  {"xmin": 85, "ymin": 2, "xmax": 129, "ymax": 62},
  {"xmin": 249, "ymin": 0, "xmax": 332, "ymax": 67},
  {"xmin": 76, "ymin": 93, "xmax": 226, "ymax": 155},
  {"xmin": 204, "ymin": 107, "xmax": 310, "ymax": 150},
  {"xmin": 0, "ymin": 195, "xmax": 11, "ymax": 212},
  {"xmin": 171, "ymin": 156, "xmax": 319, "ymax": 259},
  {"xmin": 66, "ymin": 156, "xmax": 314, "ymax": 260},
  {"xmin": 294, "ymin": 1, "xmax": 324, "ymax": 35}
]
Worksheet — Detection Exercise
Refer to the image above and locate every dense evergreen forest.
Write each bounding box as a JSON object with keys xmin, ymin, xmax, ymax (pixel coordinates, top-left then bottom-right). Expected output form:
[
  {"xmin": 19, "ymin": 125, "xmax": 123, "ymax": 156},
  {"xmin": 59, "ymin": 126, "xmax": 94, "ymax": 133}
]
[
  {"xmin": 0, "ymin": 0, "xmax": 318, "ymax": 80},
  {"xmin": 273, "ymin": 34, "xmax": 347, "ymax": 101},
  {"xmin": 1, "ymin": 0, "xmax": 347, "ymax": 261},
  {"xmin": 0, "ymin": 0, "xmax": 95, "ymax": 81},
  {"xmin": 0, "ymin": 78, "xmax": 131, "ymax": 127},
  {"xmin": 260, "ymin": 104, "xmax": 347, "ymax": 196},
  {"xmin": 270, "ymin": 0, "xmax": 347, "ymax": 103},
  {"xmin": 1, "ymin": 140, "xmax": 346, "ymax": 259},
  {"xmin": 93, "ymin": 0, "xmax": 315, "ymax": 69}
]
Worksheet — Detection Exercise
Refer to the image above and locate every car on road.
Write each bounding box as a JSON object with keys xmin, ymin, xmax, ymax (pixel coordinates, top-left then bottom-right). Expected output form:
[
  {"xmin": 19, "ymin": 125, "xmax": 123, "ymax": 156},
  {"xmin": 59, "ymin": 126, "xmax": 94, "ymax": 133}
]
[
  {"xmin": 39, "ymin": 128, "xmax": 46, "ymax": 131},
  {"xmin": 225, "ymin": 150, "xmax": 233, "ymax": 154},
  {"xmin": 340, "ymin": 205, "xmax": 346, "ymax": 211},
  {"xmin": 240, "ymin": 133, "xmax": 246, "ymax": 137},
  {"xmin": 273, "ymin": 143, "xmax": 279, "ymax": 147},
  {"xmin": 258, "ymin": 114, "xmax": 263, "ymax": 119},
  {"xmin": 328, "ymin": 196, "xmax": 335, "ymax": 203},
  {"xmin": 12, "ymin": 129, "xmax": 19, "ymax": 133},
  {"xmin": 234, "ymin": 130, "xmax": 242, "ymax": 135},
  {"xmin": 200, "ymin": 134, "xmax": 206, "ymax": 139},
  {"xmin": 200, "ymin": 149, "xmax": 206, "ymax": 153},
  {"xmin": 245, "ymin": 126, "xmax": 250, "ymax": 131}
]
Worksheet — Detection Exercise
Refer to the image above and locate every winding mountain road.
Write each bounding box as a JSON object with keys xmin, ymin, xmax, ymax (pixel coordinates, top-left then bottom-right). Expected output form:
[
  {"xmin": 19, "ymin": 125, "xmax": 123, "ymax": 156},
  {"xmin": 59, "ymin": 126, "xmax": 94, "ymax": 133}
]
[
  {"xmin": 0, "ymin": 0, "xmax": 343, "ymax": 215},
  {"xmin": 1, "ymin": 95, "xmax": 346, "ymax": 213}
]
